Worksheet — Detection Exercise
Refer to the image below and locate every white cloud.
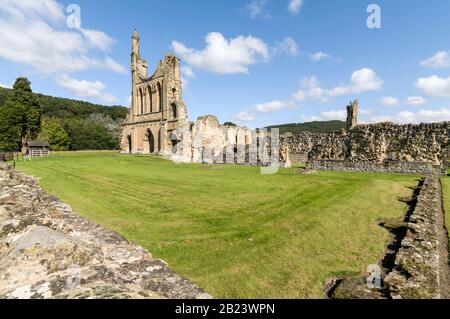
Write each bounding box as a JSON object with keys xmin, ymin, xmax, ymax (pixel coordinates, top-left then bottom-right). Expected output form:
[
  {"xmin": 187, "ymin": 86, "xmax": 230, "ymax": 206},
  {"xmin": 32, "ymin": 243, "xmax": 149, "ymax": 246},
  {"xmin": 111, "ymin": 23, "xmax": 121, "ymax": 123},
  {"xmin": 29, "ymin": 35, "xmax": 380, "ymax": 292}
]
[
  {"xmin": 56, "ymin": 74, "xmax": 117, "ymax": 104},
  {"xmin": 172, "ymin": 32, "xmax": 270, "ymax": 75},
  {"xmin": 0, "ymin": 0, "xmax": 126, "ymax": 75},
  {"xmin": 288, "ymin": 0, "xmax": 303, "ymax": 15},
  {"xmin": 180, "ymin": 66, "xmax": 196, "ymax": 88},
  {"xmin": 363, "ymin": 115, "xmax": 394, "ymax": 124},
  {"xmin": 101, "ymin": 57, "xmax": 127, "ymax": 74},
  {"xmin": 246, "ymin": 0, "xmax": 270, "ymax": 19},
  {"xmin": 309, "ymin": 51, "xmax": 331, "ymax": 61},
  {"xmin": 396, "ymin": 108, "xmax": 450, "ymax": 124},
  {"xmin": 416, "ymin": 75, "xmax": 450, "ymax": 97},
  {"xmin": 320, "ymin": 110, "xmax": 347, "ymax": 121},
  {"xmin": 348, "ymin": 68, "xmax": 384, "ymax": 92},
  {"xmin": 293, "ymin": 76, "xmax": 327, "ymax": 102},
  {"xmin": 406, "ymin": 96, "xmax": 426, "ymax": 106},
  {"xmin": 79, "ymin": 28, "xmax": 114, "ymax": 52},
  {"xmin": 181, "ymin": 66, "xmax": 196, "ymax": 79},
  {"xmin": 235, "ymin": 111, "xmax": 255, "ymax": 122},
  {"xmin": 235, "ymin": 99, "xmax": 295, "ymax": 123},
  {"xmin": 274, "ymin": 37, "xmax": 300, "ymax": 57},
  {"xmin": 126, "ymin": 95, "xmax": 132, "ymax": 106},
  {"xmin": 293, "ymin": 68, "xmax": 383, "ymax": 102},
  {"xmin": 359, "ymin": 108, "xmax": 372, "ymax": 115},
  {"xmin": 420, "ymin": 51, "xmax": 450, "ymax": 69},
  {"xmin": 254, "ymin": 100, "xmax": 288, "ymax": 113},
  {"xmin": 379, "ymin": 96, "xmax": 400, "ymax": 106}
]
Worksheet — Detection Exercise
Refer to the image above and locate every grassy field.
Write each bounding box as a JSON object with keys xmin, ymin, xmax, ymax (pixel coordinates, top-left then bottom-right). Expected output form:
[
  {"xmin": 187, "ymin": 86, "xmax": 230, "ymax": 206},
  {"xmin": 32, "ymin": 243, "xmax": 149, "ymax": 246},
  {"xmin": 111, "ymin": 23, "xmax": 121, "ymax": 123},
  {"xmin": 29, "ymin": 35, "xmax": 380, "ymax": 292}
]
[
  {"xmin": 440, "ymin": 177, "xmax": 450, "ymax": 241},
  {"xmin": 16, "ymin": 152, "xmax": 418, "ymax": 298}
]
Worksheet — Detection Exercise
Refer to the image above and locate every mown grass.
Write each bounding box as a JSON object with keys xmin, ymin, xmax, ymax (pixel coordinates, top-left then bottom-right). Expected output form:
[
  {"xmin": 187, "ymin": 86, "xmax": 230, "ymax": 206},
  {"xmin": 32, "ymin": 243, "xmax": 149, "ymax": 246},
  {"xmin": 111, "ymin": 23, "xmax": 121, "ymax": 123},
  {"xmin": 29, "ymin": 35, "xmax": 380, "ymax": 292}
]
[
  {"xmin": 440, "ymin": 176, "xmax": 450, "ymax": 242},
  {"xmin": 16, "ymin": 152, "xmax": 418, "ymax": 298}
]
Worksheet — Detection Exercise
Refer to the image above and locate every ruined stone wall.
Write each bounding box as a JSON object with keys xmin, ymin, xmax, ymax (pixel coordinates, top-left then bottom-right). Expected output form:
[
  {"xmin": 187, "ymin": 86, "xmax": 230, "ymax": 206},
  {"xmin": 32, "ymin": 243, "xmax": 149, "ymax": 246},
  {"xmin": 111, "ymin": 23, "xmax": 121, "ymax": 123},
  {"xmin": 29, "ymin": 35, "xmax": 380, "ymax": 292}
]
[
  {"xmin": 283, "ymin": 122, "xmax": 450, "ymax": 174},
  {"xmin": 328, "ymin": 175, "xmax": 450, "ymax": 299},
  {"xmin": 384, "ymin": 176, "xmax": 448, "ymax": 299},
  {"xmin": 0, "ymin": 163, "xmax": 211, "ymax": 299},
  {"xmin": 308, "ymin": 160, "xmax": 446, "ymax": 175},
  {"xmin": 172, "ymin": 115, "xmax": 287, "ymax": 166}
]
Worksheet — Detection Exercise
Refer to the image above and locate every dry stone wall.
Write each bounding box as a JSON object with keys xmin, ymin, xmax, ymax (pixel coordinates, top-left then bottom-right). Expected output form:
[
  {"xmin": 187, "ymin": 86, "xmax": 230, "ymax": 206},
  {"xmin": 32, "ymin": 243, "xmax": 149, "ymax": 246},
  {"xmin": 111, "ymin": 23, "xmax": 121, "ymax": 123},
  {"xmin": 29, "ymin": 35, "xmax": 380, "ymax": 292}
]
[{"xmin": 0, "ymin": 163, "xmax": 211, "ymax": 299}]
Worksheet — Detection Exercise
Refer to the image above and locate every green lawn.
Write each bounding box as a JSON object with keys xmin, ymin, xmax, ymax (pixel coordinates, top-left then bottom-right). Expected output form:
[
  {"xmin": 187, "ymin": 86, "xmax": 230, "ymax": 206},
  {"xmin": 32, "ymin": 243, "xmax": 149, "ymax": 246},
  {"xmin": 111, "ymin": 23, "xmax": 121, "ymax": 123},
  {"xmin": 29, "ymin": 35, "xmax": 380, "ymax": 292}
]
[
  {"xmin": 16, "ymin": 152, "xmax": 418, "ymax": 298},
  {"xmin": 441, "ymin": 177, "xmax": 450, "ymax": 242}
]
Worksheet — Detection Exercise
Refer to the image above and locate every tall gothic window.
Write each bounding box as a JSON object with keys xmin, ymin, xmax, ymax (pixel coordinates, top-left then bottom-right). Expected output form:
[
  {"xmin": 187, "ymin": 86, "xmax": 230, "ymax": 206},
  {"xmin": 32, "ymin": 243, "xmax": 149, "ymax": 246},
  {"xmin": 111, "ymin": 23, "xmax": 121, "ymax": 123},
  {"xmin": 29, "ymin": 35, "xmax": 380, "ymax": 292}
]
[
  {"xmin": 171, "ymin": 103, "xmax": 177, "ymax": 119},
  {"xmin": 139, "ymin": 88, "xmax": 144, "ymax": 114},
  {"xmin": 157, "ymin": 82, "xmax": 163, "ymax": 112},
  {"xmin": 148, "ymin": 85, "xmax": 153, "ymax": 113}
]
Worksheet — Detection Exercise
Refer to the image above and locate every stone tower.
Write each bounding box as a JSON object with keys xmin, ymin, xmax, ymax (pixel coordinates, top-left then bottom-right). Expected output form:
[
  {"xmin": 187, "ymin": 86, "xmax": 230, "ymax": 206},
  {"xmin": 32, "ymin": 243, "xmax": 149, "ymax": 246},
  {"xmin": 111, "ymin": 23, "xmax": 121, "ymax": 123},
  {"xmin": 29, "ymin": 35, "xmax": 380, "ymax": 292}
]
[
  {"xmin": 346, "ymin": 99, "xmax": 359, "ymax": 131},
  {"xmin": 120, "ymin": 30, "xmax": 188, "ymax": 155}
]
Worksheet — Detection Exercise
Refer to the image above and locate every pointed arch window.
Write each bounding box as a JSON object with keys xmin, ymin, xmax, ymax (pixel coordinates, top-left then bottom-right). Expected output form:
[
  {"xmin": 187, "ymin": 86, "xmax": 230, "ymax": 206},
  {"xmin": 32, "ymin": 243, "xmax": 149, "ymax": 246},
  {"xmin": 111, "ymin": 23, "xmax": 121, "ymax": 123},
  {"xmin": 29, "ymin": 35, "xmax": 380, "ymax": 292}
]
[
  {"xmin": 139, "ymin": 88, "xmax": 144, "ymax": 114},
  {"xmin": 147, "ymin": 85, "xmax": 153, "ymax": 113},
  {"xmin": 157, "ymin": 82, "xmax": 163, "ymax": 112},
  {"xmin": 171, "ymin": 103, "xmax": 177, "ymax": 119}
]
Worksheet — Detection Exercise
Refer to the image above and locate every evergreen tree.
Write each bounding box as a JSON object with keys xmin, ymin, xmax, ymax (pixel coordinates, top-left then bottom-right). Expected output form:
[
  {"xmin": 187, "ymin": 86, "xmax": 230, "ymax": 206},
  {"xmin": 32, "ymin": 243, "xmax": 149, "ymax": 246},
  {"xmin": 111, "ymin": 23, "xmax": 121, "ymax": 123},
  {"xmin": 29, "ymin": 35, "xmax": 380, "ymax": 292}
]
[{"xmin": 0, "ymin": 78, "xmax": 42, "ymax": 150}]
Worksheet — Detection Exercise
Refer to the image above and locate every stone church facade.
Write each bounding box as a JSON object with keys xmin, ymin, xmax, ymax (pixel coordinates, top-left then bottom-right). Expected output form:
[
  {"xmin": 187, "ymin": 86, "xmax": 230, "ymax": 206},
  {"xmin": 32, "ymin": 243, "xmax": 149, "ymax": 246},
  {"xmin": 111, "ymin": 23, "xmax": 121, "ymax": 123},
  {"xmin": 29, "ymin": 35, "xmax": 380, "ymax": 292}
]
[
  {"xmin": 120, "ymin": 31, "xmax": 285, "ymax": 167},
  {"xmin": 120, "ymin": 31, "xmax": 189, "ymax": 155}
]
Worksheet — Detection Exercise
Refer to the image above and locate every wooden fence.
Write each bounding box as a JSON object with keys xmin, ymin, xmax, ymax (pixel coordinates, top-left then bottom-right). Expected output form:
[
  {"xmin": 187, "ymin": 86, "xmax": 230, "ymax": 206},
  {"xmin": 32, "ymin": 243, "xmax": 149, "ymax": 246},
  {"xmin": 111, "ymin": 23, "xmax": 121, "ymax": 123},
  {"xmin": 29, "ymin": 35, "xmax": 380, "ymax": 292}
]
[{"xmin": 0, "ymin": 152, "xmax": 19, "ymax": 162}]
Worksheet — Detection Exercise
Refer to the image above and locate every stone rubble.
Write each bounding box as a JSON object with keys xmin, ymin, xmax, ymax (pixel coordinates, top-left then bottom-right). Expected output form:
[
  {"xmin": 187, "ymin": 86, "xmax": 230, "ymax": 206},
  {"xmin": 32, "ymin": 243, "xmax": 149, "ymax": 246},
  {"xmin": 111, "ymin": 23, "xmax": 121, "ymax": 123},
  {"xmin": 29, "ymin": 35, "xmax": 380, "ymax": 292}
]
[{"xmin": 0, "ymin": 163, "xmax": 212, "ymax": 299}]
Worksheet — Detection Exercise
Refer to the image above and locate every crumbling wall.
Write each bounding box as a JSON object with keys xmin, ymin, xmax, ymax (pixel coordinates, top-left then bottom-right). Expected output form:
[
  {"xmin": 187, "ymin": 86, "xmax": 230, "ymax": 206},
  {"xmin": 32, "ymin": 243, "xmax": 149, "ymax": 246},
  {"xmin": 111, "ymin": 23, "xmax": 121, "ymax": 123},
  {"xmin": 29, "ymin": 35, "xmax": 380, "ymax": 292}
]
[
  {"xmin": 309, "ymin": 160, "xmax": 445, "ymax": 175},
  {"xmin": 172, "ymin": 115, "xmax": 287, "ymax": 166},
  {"xmin": 327, "ymin": 175, "xmax": 450, "ymax": 299},
  {"xmin": 384, "ymin": 176, "xmax": 448, "ymax": 298},
  {"xmin": 0, "ymin": 163, "xmax": 211, "ymax": 299},
  {"xmin": 283, "ymin": 122, "xmax": 450, "ymax": 174}
]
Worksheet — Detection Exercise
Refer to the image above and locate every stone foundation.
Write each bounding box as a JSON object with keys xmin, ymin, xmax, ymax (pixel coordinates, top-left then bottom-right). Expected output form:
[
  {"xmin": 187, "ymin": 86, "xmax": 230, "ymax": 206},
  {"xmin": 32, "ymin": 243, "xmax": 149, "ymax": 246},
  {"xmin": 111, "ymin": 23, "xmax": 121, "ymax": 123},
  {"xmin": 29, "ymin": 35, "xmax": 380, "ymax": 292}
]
[
  {"xmin": 0, "ymin": 163, "xmax": 211, "ymax": 299},
  {"xmin": 308, "ymin": 160, "xmax": 446, "ymax": 176}
]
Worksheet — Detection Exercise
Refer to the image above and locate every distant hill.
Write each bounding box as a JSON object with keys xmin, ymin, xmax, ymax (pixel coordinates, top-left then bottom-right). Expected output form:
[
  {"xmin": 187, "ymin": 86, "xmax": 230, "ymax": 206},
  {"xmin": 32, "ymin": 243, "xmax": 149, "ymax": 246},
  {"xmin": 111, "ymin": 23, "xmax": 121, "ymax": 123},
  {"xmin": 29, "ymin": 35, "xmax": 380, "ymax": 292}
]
[
  {"xmin": 266, "ymin": 120, "xmax": 346, "ymax": 134},
  {"xmin": 0, "ymin": 87, "xmax": 128, "ymax": 120}
]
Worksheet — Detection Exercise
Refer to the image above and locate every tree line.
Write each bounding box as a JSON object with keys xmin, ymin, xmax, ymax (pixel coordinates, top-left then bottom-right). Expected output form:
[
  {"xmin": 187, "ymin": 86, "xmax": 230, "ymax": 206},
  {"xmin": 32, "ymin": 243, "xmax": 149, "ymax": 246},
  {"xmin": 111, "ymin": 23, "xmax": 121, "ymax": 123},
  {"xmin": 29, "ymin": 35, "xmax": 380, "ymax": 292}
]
[
  {"xmin": 0, "ymin": 78, "xmax": 129, "ymax": 152},
  {"xmin": 266, "ymin": 120, "xmax": 346, "ymax": 135}
]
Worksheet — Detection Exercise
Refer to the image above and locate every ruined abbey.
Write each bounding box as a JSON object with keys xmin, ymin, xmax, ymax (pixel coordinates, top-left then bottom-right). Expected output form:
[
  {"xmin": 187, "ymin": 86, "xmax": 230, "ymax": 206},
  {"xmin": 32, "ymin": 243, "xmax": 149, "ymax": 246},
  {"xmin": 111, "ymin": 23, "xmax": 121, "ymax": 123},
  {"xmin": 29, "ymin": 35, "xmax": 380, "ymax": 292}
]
[
  {"xmin": 121, "ymin": 32, "xmax": 449, "ymax": 175},
  {"xmin": 120, "ymin": 31, "xmax": 189, "ymax": 155},
  {"xmin": 120, "ymin": 31, "xmax": 282, "ymax": 166},
  {"xmin": 283, "ymin": 99, "xmax": 449, "ymax": 175}
]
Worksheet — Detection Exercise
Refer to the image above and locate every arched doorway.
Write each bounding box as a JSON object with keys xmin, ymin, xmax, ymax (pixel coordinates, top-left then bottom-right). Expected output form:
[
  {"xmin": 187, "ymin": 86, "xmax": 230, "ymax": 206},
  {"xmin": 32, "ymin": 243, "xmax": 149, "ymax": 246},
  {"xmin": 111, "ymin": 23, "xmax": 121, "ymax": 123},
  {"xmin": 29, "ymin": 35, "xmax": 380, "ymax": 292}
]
[
  {"xmin": 147, "ymin": 129, "xmax": 155, "ymax": 153},
  {"xmin": 127, "ymin": 135, "xmax": 132, "ymax": 154}
]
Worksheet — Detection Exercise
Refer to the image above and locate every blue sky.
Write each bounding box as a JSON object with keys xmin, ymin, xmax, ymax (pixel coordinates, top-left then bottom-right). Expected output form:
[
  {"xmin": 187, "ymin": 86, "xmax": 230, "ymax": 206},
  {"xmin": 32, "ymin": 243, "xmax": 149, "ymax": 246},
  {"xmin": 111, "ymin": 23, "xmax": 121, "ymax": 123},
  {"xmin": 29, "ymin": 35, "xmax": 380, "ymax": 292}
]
[{"xmin": 1, "ymin": 0, "xmax": 450, "ymax": 127}]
